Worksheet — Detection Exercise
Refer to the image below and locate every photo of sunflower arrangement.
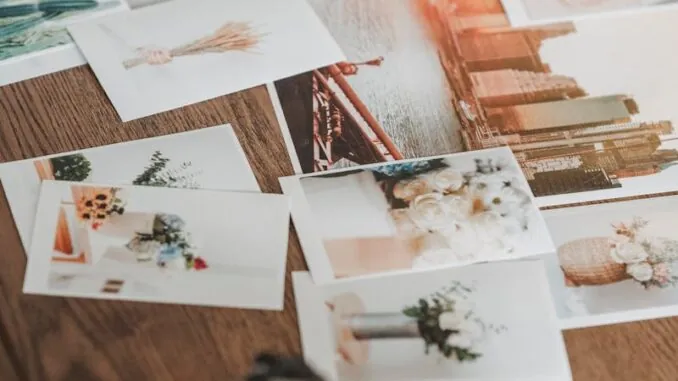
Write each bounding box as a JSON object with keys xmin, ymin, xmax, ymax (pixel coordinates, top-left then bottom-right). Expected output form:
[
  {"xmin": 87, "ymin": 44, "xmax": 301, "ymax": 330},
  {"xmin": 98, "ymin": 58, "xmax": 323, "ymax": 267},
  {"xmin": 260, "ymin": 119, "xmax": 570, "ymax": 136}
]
[
  {"xmin": 125, "ymin": 213, "xmax": 208, "ymax": 271},
  {"xmin": 74, "ymin": 187, "xmax": 125, "ymax": 230}
]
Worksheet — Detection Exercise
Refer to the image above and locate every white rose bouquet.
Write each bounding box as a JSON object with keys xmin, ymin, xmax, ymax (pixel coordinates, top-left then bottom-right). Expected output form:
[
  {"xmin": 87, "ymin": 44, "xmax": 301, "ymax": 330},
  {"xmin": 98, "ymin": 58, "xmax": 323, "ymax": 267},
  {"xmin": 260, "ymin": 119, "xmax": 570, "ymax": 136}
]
[
  {"xmin": 401, "ymin": 281, "xmax": 505, "ymax": 361},
  {"xmin": 609, "ymin": 217, "xmax": 678, "ymax": 289}
]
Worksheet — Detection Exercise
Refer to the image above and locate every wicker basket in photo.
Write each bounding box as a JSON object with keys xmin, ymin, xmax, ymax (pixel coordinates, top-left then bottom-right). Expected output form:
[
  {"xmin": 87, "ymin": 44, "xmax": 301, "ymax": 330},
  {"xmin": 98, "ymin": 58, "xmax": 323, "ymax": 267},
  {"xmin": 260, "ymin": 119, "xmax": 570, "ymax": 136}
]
[{"xmin": 557, "ymin": 237, "xmax": 630, "ymax": 287}]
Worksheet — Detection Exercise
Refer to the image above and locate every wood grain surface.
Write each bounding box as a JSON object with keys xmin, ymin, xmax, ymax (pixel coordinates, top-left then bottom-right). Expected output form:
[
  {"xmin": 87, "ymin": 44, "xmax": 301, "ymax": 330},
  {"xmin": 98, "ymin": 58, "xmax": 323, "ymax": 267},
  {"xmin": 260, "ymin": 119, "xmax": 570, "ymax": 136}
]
[{"xmin": 1, "ymin": 66, "xmax": 678, "ymax": 381}]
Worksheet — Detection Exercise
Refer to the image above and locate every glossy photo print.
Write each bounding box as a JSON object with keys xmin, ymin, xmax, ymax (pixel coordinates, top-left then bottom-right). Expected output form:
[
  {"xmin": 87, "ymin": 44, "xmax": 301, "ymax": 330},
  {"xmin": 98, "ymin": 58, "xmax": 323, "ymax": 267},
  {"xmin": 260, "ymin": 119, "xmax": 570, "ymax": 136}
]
[
  {"xmin": 281, "ymin": 147, "xmax": 553, "ymax": 284},
  {"xmin": 543, "ymin": 193, "xmax": 678, "ymax": 329},
  {"xmin": 0, "ymin": 0, "xmax": 128, "ymax": 86},
  {"xmin": 501, "ymin": 0, "xmax": 678, "ymax": 26},
  {"xmin": 67, "ymin": 0, "xmax": 345, "ymax": 121},
  {"xmin": 271, "ymin": 0, "xmax": 678, "ymax": 208},
  {"xmin": 293, "ymin": 261, "xmax": 572, "ymax": 381},
  {"xmin": 23, "ymin": 182, "xmax": 290, "ymax": 310},
  {"xmin": 0, "ymin": 124, "xmax": 259, "ymax": 253}
]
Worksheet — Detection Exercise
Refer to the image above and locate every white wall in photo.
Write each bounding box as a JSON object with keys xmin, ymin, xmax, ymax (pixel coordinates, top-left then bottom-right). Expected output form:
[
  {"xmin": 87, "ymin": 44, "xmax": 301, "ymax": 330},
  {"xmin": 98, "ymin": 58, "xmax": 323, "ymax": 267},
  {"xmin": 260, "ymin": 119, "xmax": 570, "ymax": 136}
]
[{"xmin": 24, "ymin": 181, "xmax": 290, "ymax": 310}]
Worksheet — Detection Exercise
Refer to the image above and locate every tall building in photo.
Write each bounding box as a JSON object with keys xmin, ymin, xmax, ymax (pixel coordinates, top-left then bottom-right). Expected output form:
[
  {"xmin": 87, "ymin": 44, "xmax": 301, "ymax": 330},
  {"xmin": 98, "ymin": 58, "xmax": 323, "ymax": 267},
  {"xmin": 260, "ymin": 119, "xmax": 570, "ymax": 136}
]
[
  {"xmin": 525, "ymin": 166, "xmax": 621, "ymax": 197},
  {"xmin": 518, "ymin": 132, "xmax": 677, "ymax": 196},
  {"xmin": 510, "ymin": 121, "xmax": 673, "ymax": 151},
  {"xmin": 486, "ymin": 95, "xmax": 639, "ymax": 134},
  {"xmin": 471, "ymin": 69, "xmax": 586, "ymax": 107},
  {"xmin": 457, "ymin": 23, "xmax": 576, "ymax": 72}
]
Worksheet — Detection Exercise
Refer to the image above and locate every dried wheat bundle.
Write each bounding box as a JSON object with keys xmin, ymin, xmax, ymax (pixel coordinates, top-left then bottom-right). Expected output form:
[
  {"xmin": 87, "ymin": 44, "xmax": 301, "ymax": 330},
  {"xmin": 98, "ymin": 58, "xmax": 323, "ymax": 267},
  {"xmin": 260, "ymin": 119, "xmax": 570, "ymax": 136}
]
[{"xmin": 123, "ymin": 22, "xmax": 265, "ymax": 69}]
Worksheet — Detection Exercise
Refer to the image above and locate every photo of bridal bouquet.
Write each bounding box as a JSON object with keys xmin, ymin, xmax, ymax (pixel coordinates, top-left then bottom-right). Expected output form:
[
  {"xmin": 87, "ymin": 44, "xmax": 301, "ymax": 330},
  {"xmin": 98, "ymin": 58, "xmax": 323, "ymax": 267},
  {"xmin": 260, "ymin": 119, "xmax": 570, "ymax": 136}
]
[
  {"xmin": 401, "ymin": 281, "xmax": 505, "ymax": 361},
  {"xmin": 608, "ymin": 217, "xmax": 678, "ymax": 289},
  {"xmin": 372, "ymin": 155, "xmax": 536, "ymax": 266}
]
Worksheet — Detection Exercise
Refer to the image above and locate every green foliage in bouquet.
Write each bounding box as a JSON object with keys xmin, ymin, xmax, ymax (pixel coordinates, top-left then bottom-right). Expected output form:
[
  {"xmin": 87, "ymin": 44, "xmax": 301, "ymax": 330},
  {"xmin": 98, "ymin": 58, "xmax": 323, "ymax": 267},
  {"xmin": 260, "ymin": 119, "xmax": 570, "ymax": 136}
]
[
  {"xmin": 135, "ymin": 213, "xmax": 191, "ymax": 250},
  {"xmin": 402, "ymin": 282, "xmax": 482, "ymax": 362},
  {"xmin": 49, "ymin": 153, "xmax": 92, "ymax": 181},
  {"xmin": 132, "ymin": 151, "xmax": 200, "ymax": 188}
]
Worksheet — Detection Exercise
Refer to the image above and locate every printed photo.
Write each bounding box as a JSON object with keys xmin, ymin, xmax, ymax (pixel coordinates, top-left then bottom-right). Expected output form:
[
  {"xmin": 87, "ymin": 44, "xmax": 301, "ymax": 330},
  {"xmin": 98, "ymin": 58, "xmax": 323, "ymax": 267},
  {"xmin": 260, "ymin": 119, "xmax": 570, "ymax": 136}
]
[
  {"xmin": 24, "ymin": 181, "xmax": 290, "ymax": 309},
  {"xmin": 0, "ymin": 0, "xmax": 128, "ymax": 86},
  {"xmin": 293, "ymin": 261, "xmax": 571, "ymax": 381},
  {"xmin": 272, "ymin": 0, "xmax": 678, "ymax": 208},
  {"xmin": 501, "ymin": 0, "xmax": 678, "ymax": 26},
  {"xmin": 543, "ymin": 194, "xmax": 678, "ymax": 329},
  {"xmin": 67, "ymin": 0, "xmax": 345, "ymax": 121},
  {"xmin": 0, "ymin": 124, "xmax": 260, "ymax": 253},
  {"xmin": 281, "ymin": 147, "xmax": 553, "ymax": 284}
]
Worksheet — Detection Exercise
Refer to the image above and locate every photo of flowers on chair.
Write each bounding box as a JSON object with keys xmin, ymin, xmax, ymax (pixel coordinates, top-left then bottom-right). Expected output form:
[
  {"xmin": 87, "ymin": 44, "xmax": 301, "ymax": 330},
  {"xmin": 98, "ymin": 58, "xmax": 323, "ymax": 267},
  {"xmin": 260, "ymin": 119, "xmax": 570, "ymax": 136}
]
[
  {"xmin": 559, "ymin": 217, "xmax": 678, "ymax": 290},
  {"xmin": 327, "ymin": 282, "xmax": 504, "ymax": 366}
]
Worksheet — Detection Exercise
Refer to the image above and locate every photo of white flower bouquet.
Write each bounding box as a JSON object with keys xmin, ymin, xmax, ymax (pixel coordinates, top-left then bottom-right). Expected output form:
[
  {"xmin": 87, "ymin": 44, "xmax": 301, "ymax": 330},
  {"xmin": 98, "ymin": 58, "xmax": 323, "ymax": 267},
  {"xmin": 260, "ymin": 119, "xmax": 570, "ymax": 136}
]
[
  {"xmin": 281, "ymin": 147, "xmax": 554, "ymax": 283},
  {"xmin": 608, "ymin": 217, "xmax": 678, "ymax": 289},
  {"xmin": 293, "ymin": 261, "xmax": 571, "ymax": 381},
  {"xmin": 327, "ymin": 281, "xmax": 503, "ymax": 365}
]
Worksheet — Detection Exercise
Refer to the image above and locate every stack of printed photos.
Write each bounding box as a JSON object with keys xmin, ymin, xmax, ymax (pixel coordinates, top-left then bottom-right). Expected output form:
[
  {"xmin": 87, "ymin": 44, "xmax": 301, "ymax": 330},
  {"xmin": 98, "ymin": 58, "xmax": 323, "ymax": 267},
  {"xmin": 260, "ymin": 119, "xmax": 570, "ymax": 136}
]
[
  {"xmin": 269, "ymin": 0, "xmax": 678, "ymax": 380},
  {"xmin": 4, "ymin": 0, "xmax": 678, "ymax": 380},
  {"xmin": 0, "ymin": 125, "xmax": 292, "ymax": 310}
]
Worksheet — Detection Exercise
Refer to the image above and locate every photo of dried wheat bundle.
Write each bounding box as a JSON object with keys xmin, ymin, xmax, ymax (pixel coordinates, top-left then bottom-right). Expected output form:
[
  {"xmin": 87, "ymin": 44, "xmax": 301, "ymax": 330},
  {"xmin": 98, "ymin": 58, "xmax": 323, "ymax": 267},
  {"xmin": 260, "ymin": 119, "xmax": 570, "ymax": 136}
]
[
  {"xmin": 67, "ymin": 0, "xmax": 345, "ymax": 121},
  {"xmin": 122, "ymin": 21, "xmax": 266, "ymax": 69}
]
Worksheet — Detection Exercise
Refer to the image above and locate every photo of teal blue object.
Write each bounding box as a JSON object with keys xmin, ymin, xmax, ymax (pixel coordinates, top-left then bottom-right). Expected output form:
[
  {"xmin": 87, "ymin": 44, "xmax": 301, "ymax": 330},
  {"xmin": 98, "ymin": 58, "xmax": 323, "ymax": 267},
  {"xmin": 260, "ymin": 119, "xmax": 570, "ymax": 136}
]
[{"xmin": 0, "ymin": 0, "xmax": 121, "ymax": 61}]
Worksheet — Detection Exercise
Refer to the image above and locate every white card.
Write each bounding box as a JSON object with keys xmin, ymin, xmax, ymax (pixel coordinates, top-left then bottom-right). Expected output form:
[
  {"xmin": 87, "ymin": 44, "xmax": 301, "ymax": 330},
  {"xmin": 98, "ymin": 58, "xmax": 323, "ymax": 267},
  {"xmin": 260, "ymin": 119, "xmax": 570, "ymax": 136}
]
[
  {"xmin": 281, "ymin": 146, "xmax": 554, "ymax": 284},
  {"xmin": 292, "ymin": 260, "xmax": 572, "ymax": 381},
  {"xmin": 0, "ymin": 124, "xmax": 259, "ymax": 253},
  {"xmin": 543, "ymin": 194, "xmax": 678, "ymax": 329},
  {"xmin": 501, "ymin": 0, "xmax": 678, "ymax": 27},
  {"xmin": 0, "ymin": 0, "xmax": 129, "ymax": 87},
  {"xmin": 24, "ymin": 181, "xmax": 290, "ymax": 310},
  {"xmin": 67, "ymin": 0, "xmax": 346, "ymax": 121}
]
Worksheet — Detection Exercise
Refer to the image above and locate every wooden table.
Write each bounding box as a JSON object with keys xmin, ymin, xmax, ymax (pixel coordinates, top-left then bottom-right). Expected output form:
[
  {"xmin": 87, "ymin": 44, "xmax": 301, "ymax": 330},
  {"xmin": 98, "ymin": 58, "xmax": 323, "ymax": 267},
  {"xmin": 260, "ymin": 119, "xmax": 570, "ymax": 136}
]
[{"xmin": 1, "ymin": 67, "xmax": 677, "ymax": 381}]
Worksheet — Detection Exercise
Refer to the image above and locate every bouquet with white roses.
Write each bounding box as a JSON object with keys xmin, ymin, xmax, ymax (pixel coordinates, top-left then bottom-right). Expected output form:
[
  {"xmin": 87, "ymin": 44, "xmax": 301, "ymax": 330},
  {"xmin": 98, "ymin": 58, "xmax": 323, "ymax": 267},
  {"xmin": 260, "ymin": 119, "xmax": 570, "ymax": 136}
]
[
  {"xmin": 609, "ymin": 217, "xmax": 678, "ymax": 289},
  {"xmin": 401, "ymin": 282, "xmax": 504, "ymax": 361},
  {"xmin": 379, "ymin": 157, "xmax": 533, "ymax": 266}
]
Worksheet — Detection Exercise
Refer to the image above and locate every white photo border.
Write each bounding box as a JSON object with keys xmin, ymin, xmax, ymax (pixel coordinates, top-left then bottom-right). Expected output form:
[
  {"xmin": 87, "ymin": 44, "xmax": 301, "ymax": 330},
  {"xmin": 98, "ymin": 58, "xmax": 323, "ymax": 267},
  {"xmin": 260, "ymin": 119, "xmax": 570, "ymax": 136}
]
[{"xmin": 282, "ymin": 146, "xmax": 555, "ymax": 285}]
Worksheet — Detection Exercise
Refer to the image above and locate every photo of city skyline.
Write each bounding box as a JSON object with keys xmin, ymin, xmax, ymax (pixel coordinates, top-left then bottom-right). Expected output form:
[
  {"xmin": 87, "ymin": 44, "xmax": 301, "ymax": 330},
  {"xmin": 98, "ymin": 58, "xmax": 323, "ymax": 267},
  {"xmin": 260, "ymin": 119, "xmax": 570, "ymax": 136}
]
[
  {"xmin": 502, "ymin": 0, "xmax": 678, "ymax": 26},
  {"xmin": 272, "ymin": 0, "xmax": 678, "ymax": 207}
]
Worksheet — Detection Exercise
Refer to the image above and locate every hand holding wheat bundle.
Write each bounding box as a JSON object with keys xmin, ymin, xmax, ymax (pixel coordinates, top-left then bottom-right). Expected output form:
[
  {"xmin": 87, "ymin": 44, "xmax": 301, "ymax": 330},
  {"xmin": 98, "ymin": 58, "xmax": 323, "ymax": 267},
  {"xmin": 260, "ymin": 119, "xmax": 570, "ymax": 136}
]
[{"xmin": 122, "ymin": 21, "xmax": 265, "ymax": 69}]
